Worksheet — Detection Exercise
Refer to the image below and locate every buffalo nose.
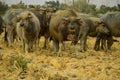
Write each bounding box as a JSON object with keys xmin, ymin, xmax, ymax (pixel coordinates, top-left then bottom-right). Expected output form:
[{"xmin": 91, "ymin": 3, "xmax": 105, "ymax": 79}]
[
  {"xmin": 70, "ymin": 25, "xmax": 74, "ymax": 29},
  {"xmin": 20, "ymin": 23, "xmax": 24, "ymax": 26}
]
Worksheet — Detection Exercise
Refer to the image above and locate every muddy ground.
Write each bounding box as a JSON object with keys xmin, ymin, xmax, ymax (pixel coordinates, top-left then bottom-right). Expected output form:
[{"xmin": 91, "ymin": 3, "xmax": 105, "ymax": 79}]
[{"xmin": 0, "ymin": 32, "xmax": 120, "ymax": 80}]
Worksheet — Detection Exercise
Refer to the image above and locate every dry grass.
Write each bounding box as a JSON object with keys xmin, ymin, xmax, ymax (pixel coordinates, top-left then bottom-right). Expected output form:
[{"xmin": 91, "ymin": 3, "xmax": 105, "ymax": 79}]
[{"xmin": 0, "ymin": 32, "xmax": 120, "ymax": 80}]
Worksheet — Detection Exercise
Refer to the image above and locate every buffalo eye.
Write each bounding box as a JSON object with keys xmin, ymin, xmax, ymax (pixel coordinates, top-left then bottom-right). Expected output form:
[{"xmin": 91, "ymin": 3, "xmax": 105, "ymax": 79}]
[
  {"xmin": 16, "ymin": 17, "xmax": 21, "ymax": 22},
  {"xmin": 27, "ymin": 13, "xmax": 32, "ymax": 20},
  {"xmin": 62, "ymin": 21, "xmax": 69, "ymax": 24},
  {"xmin": 62, "ymin": 21, "xmax": 66, "ymax": 24},
  {"xmin": 26, "ymin": 16, "xmax": 32, "ymax": 20}
]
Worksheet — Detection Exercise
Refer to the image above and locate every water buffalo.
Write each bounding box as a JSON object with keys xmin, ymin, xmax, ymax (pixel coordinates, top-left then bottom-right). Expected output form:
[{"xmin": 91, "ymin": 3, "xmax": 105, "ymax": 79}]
[
  {"xmin": 72, "ymin": 16, "xmax": 111, "ymax": 52},
  {"xmin": 94, "ymin": 12, "xmax": 120, "ymax": 50},
  {"xmin": 100, "ymin": 12, "xmax": 120, "ymax": 37},
  {"xmin": 49, "ymin": 9, "xmax": 81, "ymax": 55},
  {"xmin": 94, "ymin": 22, "xmax": 113, "ymax": 51},
  {"xmin": 29, "ymin": 8, "xmax": 55, "ymax": 49},
  {"xmin": 16, "ymin": 11, "xmax": 40, "ymax": 53},
  {"xmin": 3, "ymin": 9, "xmax": 23, "ymax": 47}
]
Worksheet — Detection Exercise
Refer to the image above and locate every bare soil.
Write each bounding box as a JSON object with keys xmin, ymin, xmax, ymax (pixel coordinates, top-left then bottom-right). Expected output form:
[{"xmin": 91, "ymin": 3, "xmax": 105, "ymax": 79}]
[{"xmin": 0, "ymin": 32, "xmax": 120, "ymax": 80}]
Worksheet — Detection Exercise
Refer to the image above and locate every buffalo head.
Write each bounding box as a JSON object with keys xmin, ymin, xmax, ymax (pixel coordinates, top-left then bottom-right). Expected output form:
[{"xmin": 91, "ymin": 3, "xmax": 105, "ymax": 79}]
[
  {"xmin": 61, "ymin": 17, "xmax": 81, "ymax": 41},
  {"xmin": 62, "ymin": 17, "xmax": 81, "ymax": 34},
  {"xmin": 16, "ymin": 11, "xmax": 33, "ymax": 28},
  {"xmin": 96, "ymin": 21, "xmax": 110, "ymax": 35}
]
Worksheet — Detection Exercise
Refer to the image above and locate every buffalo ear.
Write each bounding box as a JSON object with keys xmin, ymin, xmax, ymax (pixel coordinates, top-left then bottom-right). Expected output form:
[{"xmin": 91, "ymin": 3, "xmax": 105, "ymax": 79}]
[
  {"xmin": 27, "ymin": 13, "xmax": 32, "ymax": 18},
  {"xmin": 75, "ymin": 17, "xmax": 81, "ymax": 24},
  {"xmin": 97, "ymin": 20, "xmax": 104, "ymax": 24},
  {"xmin": 79, "ymin": 20, "xmax": 83, "ymax": 25},
  {"xmin": 93, "ymin": 21, "xmax": 101, "ymax": 26},
  {"xmin": 15, "ymin": 16, "xmax": 21, "ymax": 22},
  {"xmin": 76, "ymin": 18, "xmax": 83, "ymax": 25},
  {"xmin": 40, "ymin": 8, "xmax": 47, "ymax": 14}
]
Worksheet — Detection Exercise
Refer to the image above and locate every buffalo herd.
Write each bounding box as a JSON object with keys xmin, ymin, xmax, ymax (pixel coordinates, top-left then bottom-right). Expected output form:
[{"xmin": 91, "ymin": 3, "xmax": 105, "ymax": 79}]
[{"xmin": 0, "ymin": 8, "xmax": 119, "ymax": 55}]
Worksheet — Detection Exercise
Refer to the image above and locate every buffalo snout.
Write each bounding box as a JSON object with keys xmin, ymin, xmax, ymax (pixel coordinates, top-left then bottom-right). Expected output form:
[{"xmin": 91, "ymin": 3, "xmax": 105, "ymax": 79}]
[
  {"xmin": 96, "ymin": 23, "xmax": 110, "ymax": 35},
  {"xmin": 69, "ymin": 24, "xmax": 75, "ymax": 30}
]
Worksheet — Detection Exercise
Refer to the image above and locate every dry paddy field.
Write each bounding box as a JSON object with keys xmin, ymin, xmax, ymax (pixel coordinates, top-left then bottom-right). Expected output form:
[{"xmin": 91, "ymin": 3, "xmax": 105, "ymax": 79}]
[{"xmin": 0, "ymin": 32, "xmax": 120, "ymax": 80}]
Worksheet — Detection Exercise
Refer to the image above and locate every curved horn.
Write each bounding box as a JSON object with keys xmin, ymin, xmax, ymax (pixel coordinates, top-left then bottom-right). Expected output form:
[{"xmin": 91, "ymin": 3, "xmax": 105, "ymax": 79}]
[
  {"xmin": 76, "ymin": 17, "xmax": 81, "ymax": 20},
  {"xmin": 62, "ymin": 17, "xmax": 69, "ymax": 21}
]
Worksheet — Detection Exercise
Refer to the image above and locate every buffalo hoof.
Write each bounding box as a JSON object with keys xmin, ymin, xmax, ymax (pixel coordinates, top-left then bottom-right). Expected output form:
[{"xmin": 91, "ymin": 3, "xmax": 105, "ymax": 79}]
[
  {"xmin": 57, "ymin": 52, "xmax": 63, "ymax": 57},
  {"xmin": 94, "ymin": 47, "xmax": 100, "ymax": 51},
  {"xmin": 42, "ymin": 46, "xmax": 46, "ymax": 49},
  {"xmin": 53, "ymin": 51, "xmax": 63, "ymax": 57},
  {"xmin": 79, "ymin": 49, "xmax": 85, "ymax": 53},
  {"xmin": 0, "ymin": 47, "xmax": 3, "ymax": 49},
  {"xmin": 29, "ymin": 49, "xmax": 34, "ymax": 53}
]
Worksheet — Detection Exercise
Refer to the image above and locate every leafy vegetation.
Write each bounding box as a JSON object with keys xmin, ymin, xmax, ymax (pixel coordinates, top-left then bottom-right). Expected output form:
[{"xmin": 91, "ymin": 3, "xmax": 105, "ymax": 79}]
[
  {"xmin": 10, "ymin": 1, "xmax": 27, "ymax": 9},
  {"xmin": 8, "ymin": 54, "xmax": 32, "ymax": 72},
  {"xmin": 0, "ymin": 1, "xmax": 8, "ymax": 15},
  {"xmin": 0, "ymin": 0, "xmax": 120, "ymax": 15},
  {"xmin": 69, "ymin": 0, "xmax": 120, "ymax": 15}
]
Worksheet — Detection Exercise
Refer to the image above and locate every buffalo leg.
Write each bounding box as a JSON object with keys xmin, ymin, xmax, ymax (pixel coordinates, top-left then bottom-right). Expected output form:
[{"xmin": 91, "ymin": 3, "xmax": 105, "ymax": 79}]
[
  {"xmin": 7, "ymin": 32, "xmax": 13, "ymax": 47},
  {"xmin": 107, "ymin": 36, "xmax": 113, "ymax": 50},
  {"xmin": 6, "ymin": 26, "xmax": 14, "ymax": 47},
  {"xmin": 43, "ymin": 36, "xmax": 49, "ymax": 49},
  {"xmin": 102, "ymin": 39, "xmax": 107, "ymax": 51},
  {"xmin": 22, "ymin": 40, "xmax": 25, "ymax": 52},
  {"xmin": 94, "ymin": 33, "xmax": 102, "ymax": 51},
  {"xmin": 80, "ymin": 34, "xmax": 87, "ymax": 52},
  {"xmin": 53, "ymin": 38, "xmax": 59, "ymax": 53},
  {"xmin": 94, "ymin": 38, "xmax": 101, "ymax": 51}
]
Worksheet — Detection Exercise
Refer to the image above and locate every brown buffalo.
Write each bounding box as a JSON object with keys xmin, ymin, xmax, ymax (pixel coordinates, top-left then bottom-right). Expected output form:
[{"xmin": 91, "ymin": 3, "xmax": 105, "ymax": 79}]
[{"xmin": 49, "ymin": 9, "xmax": 81, "ymax": 55}]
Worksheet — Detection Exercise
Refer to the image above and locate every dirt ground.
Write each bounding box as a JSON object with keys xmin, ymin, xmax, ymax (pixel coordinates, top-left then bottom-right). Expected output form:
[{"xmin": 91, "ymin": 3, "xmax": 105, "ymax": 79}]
[{"xmin": 0, "ymin": 32, "xmax": 120, "ymax": 80}]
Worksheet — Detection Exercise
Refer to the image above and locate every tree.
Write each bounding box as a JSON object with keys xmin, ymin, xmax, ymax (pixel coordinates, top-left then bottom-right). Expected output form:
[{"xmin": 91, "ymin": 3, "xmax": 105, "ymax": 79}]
[
  {"xmin": 0, "ymin": 1, "xmax": 8, "ymax": 14},
  {"xmin": 11, "ymin": 1, "xmax": 26, "ymax": 9},
  {"xmin": 28, "ymin": 5, "xmax": 35, "ymax": 8},
  {"xmin": 45, "ymin": 1, "xmax": 60, "ymax": 8},
  {"xmin": 117, "ymin": 4, "xmax": 120, "ymax": 11}
]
